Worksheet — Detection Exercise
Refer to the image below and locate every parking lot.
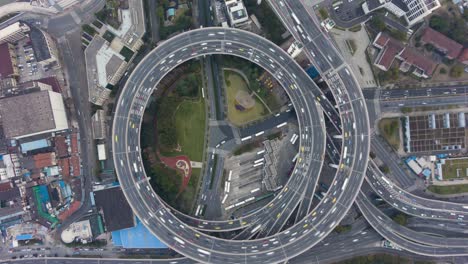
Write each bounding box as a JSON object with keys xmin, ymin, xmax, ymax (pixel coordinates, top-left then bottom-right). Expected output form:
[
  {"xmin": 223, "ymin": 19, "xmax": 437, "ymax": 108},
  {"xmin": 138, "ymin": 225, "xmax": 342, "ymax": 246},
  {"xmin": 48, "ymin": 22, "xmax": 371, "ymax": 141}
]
[
  {"xmin": 15, "ymin": 38, "xmax": 55, "ymax": 83},
  {"xmin": 223, "ymin": 149, "xmax": 265, "ymax": 213},
  {"xmin": 221, "ymin": 124, "xmax": 299, "ymax": 217},
  {"xmin": 330, "ymin": 0, "xmax": 366, "ymax": 23}
]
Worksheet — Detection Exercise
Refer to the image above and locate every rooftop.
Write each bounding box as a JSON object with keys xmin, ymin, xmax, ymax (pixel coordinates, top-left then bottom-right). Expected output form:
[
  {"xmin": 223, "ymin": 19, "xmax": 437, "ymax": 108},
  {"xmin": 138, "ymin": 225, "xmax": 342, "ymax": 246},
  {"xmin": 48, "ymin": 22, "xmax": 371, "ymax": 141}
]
[
  {"xmin": 0, "ymin": 184, "xmax": 20, "ymax": 201},
  {"xmin": 112, "ymin": 218, "xmax": 168, "ymax": 248},
  {"xmin": 85, "ymin": 35, "xmax": 119, "ymax": 105},
  {"xmin": 61, "ymin": 219, "xmax": 93, "ymax": 243},
  {"xmin": 20, "ymin": 139, "xmax": 50, "ymax": 153},
  {"xmin": 0, "ymin": 90, "xmax": 68, "ymax": 139},
  {"xmin": 373, "ymin": 32, "xmax": 436, "ymax": 76},
  {"xmin": 36, "ymin": 77, "xmax": 62, "ymax": 93},
  {"xmin": 373, "ymin": 32, "xmax": 404, "ymax": 70},
  {"xmin": 421, "ymin": 27, "xmax": 463, "ymax": 59},
  {"xmin": 0, "ymin": 43, "xmax": 15, "ymax": 78},
  {"xmin": 57, "ymin": 158, "xmax": 70, "ymax": 180},
  {"xmin": 94, "ymin": 186, "xmax": 134, "ymax": 232},
  {"xmin": 92, "ymin": 110, "xmax": 106, "ymax": 139},
  {"xmin": 29, "ymin": 26, "xmax": 52, "ymax": 62},
  {"xmin": 459, "ymin": 48, "xmax": 468, "ymax": 62},
  {"xmin": 405, "ymin": 113, "xmax": 467, "ymax": 152},
  {"xmin": 366, "ymin": 0, "xmax": 386, "ymax": 11},
  {"xmin": 392, "ymin": 0, "xmax": 409, "ymax": 12},
  {"xmin": 54, "ymin": 136, "xmax": 68, "ymax": 158},
  {"xmin": 33, "ymin": 152, "xmax": 56, "ymax": 169},
  {"xmin": 225, "ymin": 0, "xmax": 249, "ymax": 25},
  {"xmin": 0, "ymin": 22, "xmax": 30, "ymax": 42},
  {"xmin": 399, "ymin": 47, "xmax": 437, "ymax": 75}
]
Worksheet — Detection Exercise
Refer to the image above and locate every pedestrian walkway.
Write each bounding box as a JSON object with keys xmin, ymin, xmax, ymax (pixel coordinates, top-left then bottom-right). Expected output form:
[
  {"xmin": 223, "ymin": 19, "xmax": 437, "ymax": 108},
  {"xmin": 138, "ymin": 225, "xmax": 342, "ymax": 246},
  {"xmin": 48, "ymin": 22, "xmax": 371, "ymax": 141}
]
[
  {"xmin": 190, "ymin": 161, "xmax": 203, "ymax": 168},
  {"xmin": 330, "ymin": 26, "xmax": 376, "ymax": 88}
]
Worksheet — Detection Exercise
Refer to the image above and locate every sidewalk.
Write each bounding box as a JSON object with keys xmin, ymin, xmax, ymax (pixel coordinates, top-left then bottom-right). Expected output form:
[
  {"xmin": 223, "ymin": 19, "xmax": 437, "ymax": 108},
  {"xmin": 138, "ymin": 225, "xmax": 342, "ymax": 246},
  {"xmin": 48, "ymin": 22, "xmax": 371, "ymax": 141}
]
[{"xmin": 330, "ymin": 26, "xmax": 376, "ymax": 88}]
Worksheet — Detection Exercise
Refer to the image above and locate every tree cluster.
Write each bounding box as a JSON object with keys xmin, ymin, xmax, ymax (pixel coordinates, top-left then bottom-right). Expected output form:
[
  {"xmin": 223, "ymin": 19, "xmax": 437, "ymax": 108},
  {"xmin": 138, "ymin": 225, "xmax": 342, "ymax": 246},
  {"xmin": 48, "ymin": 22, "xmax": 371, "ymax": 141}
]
[
  {"xmin": 175, "ymin": 73, "xmax": 200, "ymax": 98},
  {"xmin": 155, "ymin": 97, "xmax": 180, "ymax": 150},
  {"xmin": 430, "ymin": 15, "xmax": 467, "ymax": 46}
]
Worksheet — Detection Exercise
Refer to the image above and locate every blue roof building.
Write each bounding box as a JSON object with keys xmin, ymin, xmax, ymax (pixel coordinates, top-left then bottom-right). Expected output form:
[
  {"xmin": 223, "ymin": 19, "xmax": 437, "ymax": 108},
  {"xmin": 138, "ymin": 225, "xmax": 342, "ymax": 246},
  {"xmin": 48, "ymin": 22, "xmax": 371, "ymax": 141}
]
[
  {"xmin": 16, "ymin": 234, "xmax": 33, "ymax": 241},
  {"xmin": 306, "ymin": 66, "xmax": 319, "ymax": 79},
  {"xmin": 166, "ymin": 8, "xmax": 176, "ymax": 19},
  {"xmin": 112, "ymin": 218, "xmax": 167, "ymax": 249},
  {"xmin": 20, "ymin": 139, "xmax": 50, "ymax": 153},
  {"xmin": 422, "ymin": 168, "xmax": 431, "ymax": 178}
]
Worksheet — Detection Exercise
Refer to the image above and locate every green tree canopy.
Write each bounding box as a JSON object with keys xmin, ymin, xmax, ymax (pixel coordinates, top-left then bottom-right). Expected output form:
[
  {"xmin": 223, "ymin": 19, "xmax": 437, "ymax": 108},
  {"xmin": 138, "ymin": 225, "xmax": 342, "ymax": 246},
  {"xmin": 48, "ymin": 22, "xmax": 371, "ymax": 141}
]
[
  {"xmin": 429, "ymin": 15, "xmax": 450, "ymax": 33},
  {"xmin": 450, "ymin": 65, "xmax": 464, "ymax": 78},
  {"xmin": 370, "ymin": 16, "xmax": 386, "ymax": 31}
]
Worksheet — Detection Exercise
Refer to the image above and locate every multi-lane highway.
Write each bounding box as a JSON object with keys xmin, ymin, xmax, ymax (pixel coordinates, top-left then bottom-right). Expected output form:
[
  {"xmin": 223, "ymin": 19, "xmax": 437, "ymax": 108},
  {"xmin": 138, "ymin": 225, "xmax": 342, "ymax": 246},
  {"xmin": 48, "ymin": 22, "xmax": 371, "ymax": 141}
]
[
  {"xmin": 267, "ymin": 0, "xmax": 468, "ymax": 258},
  {"xmin": 267, "ymin": 0, "xmax": 371, "ymax": 212},
  {"xmin": 366, "ymin": 161, "xmax": 468, "ymax": 221},
  {"xmin": 3, "ymin": 0, "xmax": 468, "ymax": 262},
  {"xmin": 364, "ymin": 86, "xmax": 468, "ymax": 100},
  {"xmin": 357, "ymin": 192, "xmax": 468, "ymax": 256},
  {"xmin": 112, "ymin": 26, "xmax": 370, "ymax": 263}
]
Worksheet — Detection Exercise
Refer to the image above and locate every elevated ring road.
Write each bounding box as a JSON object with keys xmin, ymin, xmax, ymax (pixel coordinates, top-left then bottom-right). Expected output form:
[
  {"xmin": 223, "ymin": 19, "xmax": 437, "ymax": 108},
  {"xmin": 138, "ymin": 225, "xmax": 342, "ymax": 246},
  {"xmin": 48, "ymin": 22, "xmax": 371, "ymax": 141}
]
[
  {"xmin": 112, "ymin": 27, "xmax": 370, "ymax": 263},
  {"xmin": 122, "ymin": 27, "xmax": 328, "ymax": 234}
]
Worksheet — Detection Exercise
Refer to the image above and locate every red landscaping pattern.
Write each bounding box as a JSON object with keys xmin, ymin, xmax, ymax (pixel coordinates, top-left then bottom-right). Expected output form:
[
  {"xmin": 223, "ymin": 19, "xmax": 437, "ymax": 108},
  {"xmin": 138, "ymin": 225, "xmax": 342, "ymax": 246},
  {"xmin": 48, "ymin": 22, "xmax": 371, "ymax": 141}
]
[
  {"xmin": 159, "ymin": 154, "xmax": 192, "ymax": 194},
  {"xmin": 58, "ymin": 201, "xmax": 81, "ymax": 221}
]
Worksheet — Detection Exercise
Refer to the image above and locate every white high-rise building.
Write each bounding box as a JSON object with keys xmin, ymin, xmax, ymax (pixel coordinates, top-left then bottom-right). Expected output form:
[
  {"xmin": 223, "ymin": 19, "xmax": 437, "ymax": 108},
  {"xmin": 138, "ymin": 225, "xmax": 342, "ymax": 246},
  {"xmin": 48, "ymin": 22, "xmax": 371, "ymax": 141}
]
[
  {"xmin": 0, "ymin": 22, "xmax": 30, "ymax": 44},
  {"xmin": 362, "ymin": 0, "xmax": 440, "ymax": 26},
  {"xmin": 403, "ymin": 0, "xmax": 440, "ymax": 25}
]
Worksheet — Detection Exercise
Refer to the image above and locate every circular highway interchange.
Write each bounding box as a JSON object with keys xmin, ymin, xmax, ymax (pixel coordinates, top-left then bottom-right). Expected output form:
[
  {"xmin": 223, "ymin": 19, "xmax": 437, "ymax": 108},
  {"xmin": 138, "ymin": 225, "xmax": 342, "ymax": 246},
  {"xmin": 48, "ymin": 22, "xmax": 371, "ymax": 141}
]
[{"xmin": 112, "ymin": 27, "xmax": 370, "ymax": 263}]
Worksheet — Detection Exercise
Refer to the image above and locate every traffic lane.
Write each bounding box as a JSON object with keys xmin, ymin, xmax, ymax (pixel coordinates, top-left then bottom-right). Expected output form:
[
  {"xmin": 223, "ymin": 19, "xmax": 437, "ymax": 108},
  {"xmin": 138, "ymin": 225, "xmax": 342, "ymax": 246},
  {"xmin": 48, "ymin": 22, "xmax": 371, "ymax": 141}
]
[
  {"xmin": 380, "ymin": 86, "xmax": 468, "ymax": 100},
  {"xmin": 113, "ymin": 27, "xmax": 366, "ymax": 262},
  {"xmin": 304, "ymin": 40, "xmax": 332, "ymax": 77},
  {"xmin": 133, "ymin": 144, "xmax": 346, "ymax": 258},
  {"xmin": 357, "ymin": 192, "xmax": 468, "ymax": 252},
  {"xmin": 380, "ymin": 96, "xmax": 468, "ymax": 112},
  {"xmin": 268, "ymin": 0, "xmax": 333, "ymax": 73},
  {"xmin": 238, "ymin": 110, "xmax": 296, "ymax": 138},
  {"xmin": 365, "ymin": 172, "xmax": 466, "ymax": 222},
  {"xmin": 279, "ymin": 5, "xmax": 332, "ymax": 72},
  {"xmin": 359, "ymin": 189, "xmax": 468, "ymax": 248},
  {"xmin": 263, "ymin": 159, "xmax": 325, "ymax": 236},
  {"xmin": 337, "ymin": 67, "xmax": 362, "ymax": 102},
  {"xmin": 282, "ymin": 0, "xmax": 322, "ymax": 37},
  {"xmin": 367, "ymin": 162, "xmax": 468, "ymax": 221},
  {"xmin": 124, "ymin": 36, "xmax": 322, "ymax": 232},
  {"xmin": 283, "ymin": 0, "xmax": 342, "ymax": 70},
  {"xmin": 357, "ymin": 193, "xmax": 468, "ymax": 254},
  {"xmin": 408, "ymin": 218, "xmax": 468, "ymax": 234},
  {"xmin": 313, "ymin": 34, "xmax": 343, "ymax": 68},
  {"xmin": 371, "ymin": 137, "xmax": 414, "ymax": 188},
  {"xmin": 292, "ymin": 121, "xmax": 329, "ymax": 222}
]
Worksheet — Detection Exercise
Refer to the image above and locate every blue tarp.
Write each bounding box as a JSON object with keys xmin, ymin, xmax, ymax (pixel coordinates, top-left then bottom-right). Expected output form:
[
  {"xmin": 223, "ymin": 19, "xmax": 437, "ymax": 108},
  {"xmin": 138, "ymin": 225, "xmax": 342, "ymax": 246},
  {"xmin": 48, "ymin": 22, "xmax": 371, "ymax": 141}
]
[
  {"xmin": 16, "ymin": 234, "xmax": 33, "ymax": 241},
  {"xmin": 90, "ymin": 192, "xmax": 95, "ymax": 206},
  {"xmin": 166, "ymin": 8, "xmax": 175, "ymax": 17},
  {"xmin": 422, "ymin": 169, "xmax": 431, "ymax": 178},
  {"xmin": 21, "ymin": 139, "xmax": 49, "ymax": 153},
  {"xmin": 112, "ymin": 218, "xmax": 167, "ymax": 249},
  {"xmin": 37, "ymin": 185, "xmax": 51, "ymax": 203},
  {"xmin": 306, "ymin": 66, "xmax": 319, "ymax": 79},
  {"xmin": 112, "ymin": 230, "xmax": 122, "ymax": 246},
  {"xmin": 59, "ymin": 180, "xmax": 72, "ymax": 199}
]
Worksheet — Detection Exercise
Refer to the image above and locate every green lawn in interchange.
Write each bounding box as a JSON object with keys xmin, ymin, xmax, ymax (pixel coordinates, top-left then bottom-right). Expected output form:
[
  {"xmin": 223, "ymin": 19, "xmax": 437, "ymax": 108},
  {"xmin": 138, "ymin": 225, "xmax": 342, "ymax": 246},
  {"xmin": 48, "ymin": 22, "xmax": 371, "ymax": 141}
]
[{"xmin": 173, "ymin": 98, "xmax": 206, "ymax": 162}]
